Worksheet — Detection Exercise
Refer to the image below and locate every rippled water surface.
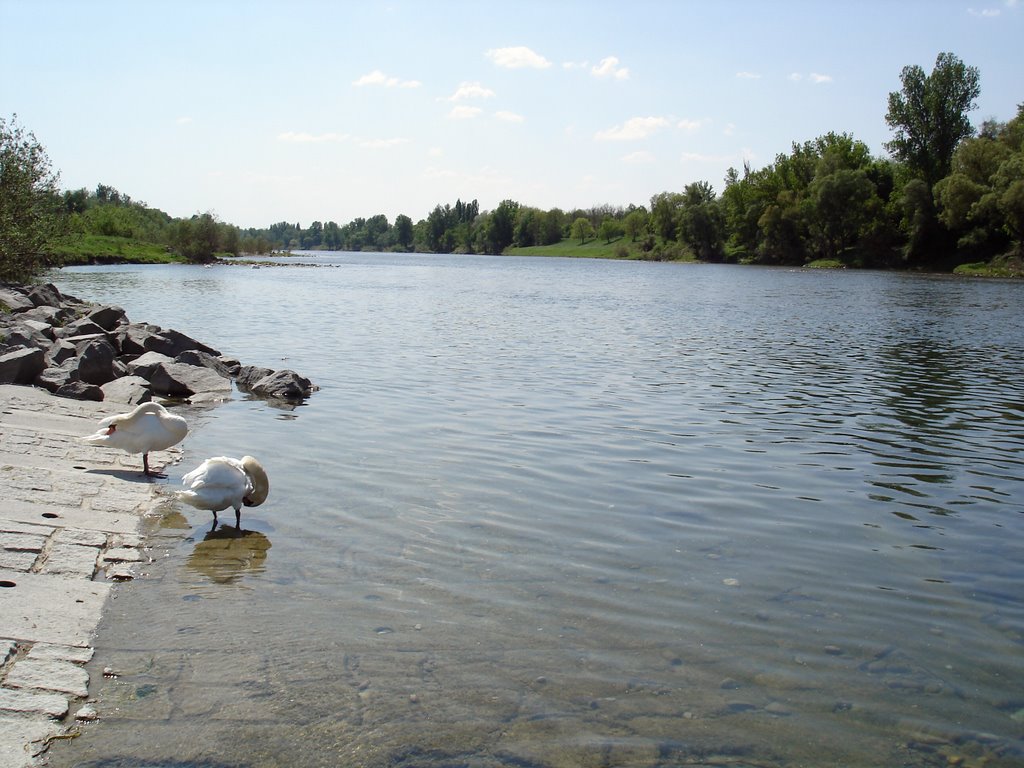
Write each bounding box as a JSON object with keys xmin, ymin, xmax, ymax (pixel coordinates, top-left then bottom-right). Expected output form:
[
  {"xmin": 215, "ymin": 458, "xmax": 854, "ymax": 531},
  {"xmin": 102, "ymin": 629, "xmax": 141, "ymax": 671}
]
[{"xmin": 48, "ymin": 255, "xmax": 1024, "ymax": 767}]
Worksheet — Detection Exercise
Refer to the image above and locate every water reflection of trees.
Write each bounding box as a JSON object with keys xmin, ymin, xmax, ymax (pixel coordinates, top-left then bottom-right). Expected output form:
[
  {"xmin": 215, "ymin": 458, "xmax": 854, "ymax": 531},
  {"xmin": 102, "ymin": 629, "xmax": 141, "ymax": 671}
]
[{"xmin": 186, "ymin": 527, "xmax": 272, "ymax": 584}]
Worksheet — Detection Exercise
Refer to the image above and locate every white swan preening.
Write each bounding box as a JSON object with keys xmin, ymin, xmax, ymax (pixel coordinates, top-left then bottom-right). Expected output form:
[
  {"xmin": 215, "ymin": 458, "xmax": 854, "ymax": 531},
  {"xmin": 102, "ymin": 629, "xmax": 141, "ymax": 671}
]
[
  {"xmin": 82, "ymin": 401, "xmax": 188, "ymax": 477},
  {"xmin": 176, "ymin": 456, "xmax": 270, "ymax": 528}
]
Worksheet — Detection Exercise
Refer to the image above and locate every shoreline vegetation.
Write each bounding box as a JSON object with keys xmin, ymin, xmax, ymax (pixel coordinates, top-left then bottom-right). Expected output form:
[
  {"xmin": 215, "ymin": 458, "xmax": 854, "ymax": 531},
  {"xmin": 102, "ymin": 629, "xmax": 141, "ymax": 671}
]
[
  {"xmin": 47, "ymin": 232, "xmax": 1024, "ymax": 279},
  {"xmin": 4, "ymin": 53, "xmax": 1023, "ymax": 283}
]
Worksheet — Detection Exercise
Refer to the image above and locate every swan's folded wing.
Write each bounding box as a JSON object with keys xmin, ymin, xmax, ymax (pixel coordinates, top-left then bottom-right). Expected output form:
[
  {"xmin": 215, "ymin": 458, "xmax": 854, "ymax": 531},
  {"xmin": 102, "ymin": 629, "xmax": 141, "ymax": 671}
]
[{"xmin": 182, "ymin": 457, "xmax": 245, "ymax": 491}]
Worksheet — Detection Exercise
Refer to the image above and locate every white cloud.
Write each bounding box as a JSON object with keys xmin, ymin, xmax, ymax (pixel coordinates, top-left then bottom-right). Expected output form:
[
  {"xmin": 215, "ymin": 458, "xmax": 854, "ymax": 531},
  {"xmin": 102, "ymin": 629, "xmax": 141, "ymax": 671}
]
[
  {"xmin": 723, "ymin": 122, "xmax": 736, "ymax": 137},
  {"xmin": 682, "ymin": 147, "xmax": 756, "ymax": 165},
  {"xmin": 595, "ymin": 116, "xmax": 669, "ymax": 141},
  {"xmin": 622, "ymin": 150, "xmax": 655, "ymax": 164},
  {"xmin": 359, "ymin": 137, "xmax": 410, "ymax": 149},
  {"xmin": 789, "ymin": 72, "xmax": 833, "ymax": 84},
  {"xmin": 447, "ymin": 81, "xmax": 496, "ymax": 101},
  {"xmin": 968, "ymin": 6, "xmax": 1001, "ymax": 15},
  {"xmin": 278, "ymin": 131, "xmax": 349, "ymax": 143},
  {"xmin": 735, "ymin": 71, "xmax": 761, "ymax": 80},
  {"xmin": 486, "ymin": 46, "xmax": 552, "ymax": 69},
  {"xmin": 176, "ymin": 116, "xmax": 193, "ymax": 125},
  {"xmin": 428, "ymin": 147, "xmax": 443, "ymax": 157},
  {"xmin": 448, "ymin": 105, "xmax": 483, "ymax": 120},
  {"xmin": 677, "ymin": 118, "xmax": 704, "ymax": 132},
  {"xmin": 562, "ymin": 60, "xmax": 588, "ymax": 71},
  {"xmin": 495, "ymin": 110, "xmax": 525, "ymax": 123},
  {"xmin": 591, "ymin": 56, "xmax": 629, "ymax": 80},
  {"xmin": 352, "ymin": 69, "xmax": 421, "ymax": 88}
]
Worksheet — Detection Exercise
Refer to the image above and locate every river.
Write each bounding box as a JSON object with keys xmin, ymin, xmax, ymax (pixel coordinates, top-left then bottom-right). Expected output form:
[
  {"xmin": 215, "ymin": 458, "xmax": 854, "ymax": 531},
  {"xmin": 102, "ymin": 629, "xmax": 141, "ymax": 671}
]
[{"xmin": 46, "ymin": 254, "xmax": 1024, "ymax": 767}]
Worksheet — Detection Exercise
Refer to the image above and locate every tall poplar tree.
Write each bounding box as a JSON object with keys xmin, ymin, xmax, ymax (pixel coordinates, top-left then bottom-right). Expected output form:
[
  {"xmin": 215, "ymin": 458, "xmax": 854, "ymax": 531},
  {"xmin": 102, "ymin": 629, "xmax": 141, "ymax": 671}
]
[{"xmin": 885, "ymin": 52, "xmax": 981, "ymax": 186}]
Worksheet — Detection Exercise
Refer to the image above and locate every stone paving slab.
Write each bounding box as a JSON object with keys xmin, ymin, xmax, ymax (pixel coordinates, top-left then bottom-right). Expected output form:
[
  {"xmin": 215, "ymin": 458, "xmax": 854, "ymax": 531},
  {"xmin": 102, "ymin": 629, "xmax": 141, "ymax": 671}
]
[{"xmin": 0, "ymin": 383, "xmax": 181, "ymax": 768}]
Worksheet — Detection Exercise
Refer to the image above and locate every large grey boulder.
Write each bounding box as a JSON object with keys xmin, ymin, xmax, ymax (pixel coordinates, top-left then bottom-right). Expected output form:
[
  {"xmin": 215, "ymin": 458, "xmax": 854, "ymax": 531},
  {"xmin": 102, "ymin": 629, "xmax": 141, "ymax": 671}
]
[
  {"xmin": 26, "ymin": 283, "xmax": 63, "ymax": 308},
  {"xmin": 248, "ymin": 369, "xmax": 315, "ymax": 401},
  {"xmin": 45, "ymin": 339, "xmax": 79, "ymax": 367},
  {"xmin": 57, "ymin": 317, "xmax": 109, "ymax": 340},
  {"xmin": 75, "ymin": 338, "xmax": 119, "ymax": 385},
  {"xmin": 0, "ymin": 287, "xmax": 35, "ymax": 312},
  {"xmin": 125, "ymin": 350, "xmax": 175, "ymax": 379},
  {"xmin": 176, "ymin": 349, "xmax": 238, "ymax": 379},
  {"xmin": 56, "ymin": 380, "xmax": 104, "ymax": 401},
  {"xmin": 0, "ymin": 346, "xmax": 46, "ymax": 384},
  {"xmin": 101, "ymin": 375, "xmax": 152, "ymax": 405},
  {"xmin": 85, "ymin": 305, "xmax": 127, "ymax": 331},
  {"xmin": 149, "ymin": 361, "xmax": 232, "ymax": 398},
  {"xmin": 35, "ymin": 359, "xmax": 80, "ymax": 393},
  {"xmin": 117, "ymin": 323, "xmax": 220, "ymax": 358},
  {"xmin": 235, "ymin": 365, "xmax": 274, "ymax": 390}
]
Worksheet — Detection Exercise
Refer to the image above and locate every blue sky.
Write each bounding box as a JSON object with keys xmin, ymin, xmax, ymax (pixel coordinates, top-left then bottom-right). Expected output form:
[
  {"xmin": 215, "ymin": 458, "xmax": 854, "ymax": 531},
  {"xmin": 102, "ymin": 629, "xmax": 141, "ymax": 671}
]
[{"xmin": 3, "ymin": 0, "xmax": 1021, "ymax": 229}]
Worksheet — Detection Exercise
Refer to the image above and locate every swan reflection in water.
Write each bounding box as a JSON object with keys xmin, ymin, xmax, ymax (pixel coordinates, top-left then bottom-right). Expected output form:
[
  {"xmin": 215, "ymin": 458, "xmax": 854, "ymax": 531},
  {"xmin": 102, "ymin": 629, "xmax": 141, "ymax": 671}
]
[{"xmin": 186, "ymin": 526, "xmax": 272, "ymax": 585}]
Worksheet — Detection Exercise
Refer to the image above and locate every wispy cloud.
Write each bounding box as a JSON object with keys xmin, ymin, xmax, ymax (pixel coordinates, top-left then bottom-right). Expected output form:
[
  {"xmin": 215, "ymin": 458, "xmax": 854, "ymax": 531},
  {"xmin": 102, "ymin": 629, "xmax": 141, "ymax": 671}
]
[
  {"xmin": 352, "ymin": 69, "xmax": 421, "ymax": 88},
  {"xmin": 968, "ymin": 6, "xmax": 1001, "ymax": 15},
  {"xmin": 359, "ymin": 137, "xmax": 410, "ymax": 149},
  {"xmin": 622, "ymin": 150, "xmax": 655, "ymax": 164},
  {"xmin": 447, "ymin": 81, "xmax": 496, "ymax": 101},
  {"xmin": 595, "ymin": 116, "xmax": 669, "ymax": 141},
  {"xmin": 448, "ymin": 105, "xmax": 483, "ymax": 120},
  {"xmin": 176, "ymin": 116, "xmax": 193, "ymax": 125},
  {"xmin": 591, "ymin": 56, "xmax": 629, "ymax": 80},
  {"xmin": 677, "ymin": 118, "xmax": 705, "ymax": 132},
  {"xmin": 735, "ymin": 71, "xmax": 761, "ymax": 80},
  {"xmin": 486, "ymin": 46, "xmax": 552, "ymax": 69},
  {"xmin": 278, "ymin": 131, "xmax": 349, "ymax": 143},
  {"xmin": 495, "ymin": 110, "xmax": 525, "ymax": 123},
  {"xmin": 789, "ymin": 72, "xmax": 833, "ymax": 84}
]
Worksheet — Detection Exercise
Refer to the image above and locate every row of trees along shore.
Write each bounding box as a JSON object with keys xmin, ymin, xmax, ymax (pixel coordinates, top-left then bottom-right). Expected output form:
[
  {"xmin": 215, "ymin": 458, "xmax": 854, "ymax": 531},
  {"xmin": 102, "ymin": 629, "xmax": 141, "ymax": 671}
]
[{"xmin": 2, "ymin": 52, "xmax": 1022, "ymax": 284}]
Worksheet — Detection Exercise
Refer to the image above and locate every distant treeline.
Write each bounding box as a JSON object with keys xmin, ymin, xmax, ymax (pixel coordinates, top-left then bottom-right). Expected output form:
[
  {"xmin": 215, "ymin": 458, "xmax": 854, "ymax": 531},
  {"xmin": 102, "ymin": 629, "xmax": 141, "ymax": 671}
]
[{"xmin": 56, "ymin": 53, "xmax": 1024, "ymax": 270}]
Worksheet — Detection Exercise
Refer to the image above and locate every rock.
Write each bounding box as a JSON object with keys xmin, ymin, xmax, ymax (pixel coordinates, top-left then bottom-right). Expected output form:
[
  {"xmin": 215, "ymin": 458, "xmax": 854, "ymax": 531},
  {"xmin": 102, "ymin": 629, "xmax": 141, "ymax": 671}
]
[
  {"xmin": 19, "ymin": 304, "xmax": 76, "ymax": 325},
  {"xmin": 117, "ymin": 323, "xmax": 220, "ymax": 358},
  {"xmin": 124, "ymin": 350, "xmax": 175, "ymax": 379},
  {"xmin": 45, "ymin": 339, "xmax": 79, "ymax": 367},
  {"xmin": 101, "ymin": 375, "xmax": 152, "ymax": 405},
  {"xmin": 249, "ymin": 369, "xmax": 314, "ymax": 401},
  {"xmin": 35, "ymin": 360, "xmax": 81, "ymax": 393},
  {"xmin": 149, "ymin": 361, "xmax": 232, "ymax": 398},
  {"xmin": 56, "ymin": 380, "xmax": 104, "ymax": 401},
  {"xmin": 0, "ymin": 287, "xmax": 35, "ymax": 311},
  {"xmin": 75, "ymin": 338, "xmax": 118, "ymax": 385},
  {"xmin": 2, "ymin": 323, "xmax": 51, "ymax": 350},
  {"xmin": 19, "ymin": 318, "xmax": 56, "ymax": 341},
  {"xmin": 0, "ymin": 346, "xmax": 45, "ymax": 384},
  {"xmin": 57, "ymin": 317, "xmax": 109, "ymax": 339},
  {"xmin": 235, "ymin": 365, "xmax": 274, "ymax": 390},
  {"xmin": 26, "ymin": 283, "xmax": 63, "ymax": 308},
  {"xmin": 176, "ymin": 349, "xmax": 237, "ymax": 379},
  {"xmin": 85, "ymin": 305, "xmax": 127, "ymax": 331}
]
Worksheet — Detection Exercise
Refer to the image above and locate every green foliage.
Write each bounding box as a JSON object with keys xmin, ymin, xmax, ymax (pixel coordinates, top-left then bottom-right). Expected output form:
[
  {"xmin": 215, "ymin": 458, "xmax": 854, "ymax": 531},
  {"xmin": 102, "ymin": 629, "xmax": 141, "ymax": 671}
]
[
  {"xmin": 571, "ymin": 217, "xmax": 595, "ymax": 245},
  {"xmin": 885, "ymin": 52, "xmax": 981, "ymax": 186},
  {"xmin": 0, "ymin": 114, "xmax": 65, "ymax": 282}
]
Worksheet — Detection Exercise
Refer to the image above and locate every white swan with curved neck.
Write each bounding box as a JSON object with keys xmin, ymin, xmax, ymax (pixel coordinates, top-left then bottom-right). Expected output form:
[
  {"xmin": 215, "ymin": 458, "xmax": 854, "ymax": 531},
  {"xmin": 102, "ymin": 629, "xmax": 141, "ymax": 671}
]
[
  {"xmin": 176, "ymin": 456, "xmax": 270, "ymax": 528},
  {"xmin": 82, "ymin": 401, "xmax": 188, "ymax": 477}
]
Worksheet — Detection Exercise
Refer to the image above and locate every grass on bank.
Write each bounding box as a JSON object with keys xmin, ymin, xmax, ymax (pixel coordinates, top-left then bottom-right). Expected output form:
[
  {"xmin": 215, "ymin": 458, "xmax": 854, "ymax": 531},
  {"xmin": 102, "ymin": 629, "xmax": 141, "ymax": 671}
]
[
  {"xmin": 47, "ymin": 234, "xmax": 185, "ymax": 265},
  {"xmin": 506, "ymin": 237, "xmax": 697, "ymax": 261}
]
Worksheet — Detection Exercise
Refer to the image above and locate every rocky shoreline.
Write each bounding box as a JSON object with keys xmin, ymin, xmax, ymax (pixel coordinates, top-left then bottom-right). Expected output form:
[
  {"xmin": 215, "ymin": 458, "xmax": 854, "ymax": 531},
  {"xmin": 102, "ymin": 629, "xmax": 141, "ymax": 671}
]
[{"xmin": 0, "ymin": 283, "xmax": 315, "ymax": 405}]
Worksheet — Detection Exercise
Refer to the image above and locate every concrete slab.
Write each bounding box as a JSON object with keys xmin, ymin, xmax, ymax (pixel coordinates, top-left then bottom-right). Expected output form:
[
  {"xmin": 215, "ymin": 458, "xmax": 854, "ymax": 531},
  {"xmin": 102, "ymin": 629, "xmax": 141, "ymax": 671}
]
[
  {"xmin": 0, "ymin": 714, "xmax": 62, "ymax": 768},
  {"xmin": 0, "ymin": 569, "xmax": 110, "ymax": 647},
  {"xmin": 0, "ymin": 383, "xmax": 192, "ymax": 765}
]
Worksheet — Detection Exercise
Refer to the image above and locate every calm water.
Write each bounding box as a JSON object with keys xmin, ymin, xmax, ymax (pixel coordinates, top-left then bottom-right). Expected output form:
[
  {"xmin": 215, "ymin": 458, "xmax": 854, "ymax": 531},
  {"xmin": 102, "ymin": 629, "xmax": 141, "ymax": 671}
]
[{"xmin": 47, "ymin": 255, "xmax": 1024, "ymax": 768}]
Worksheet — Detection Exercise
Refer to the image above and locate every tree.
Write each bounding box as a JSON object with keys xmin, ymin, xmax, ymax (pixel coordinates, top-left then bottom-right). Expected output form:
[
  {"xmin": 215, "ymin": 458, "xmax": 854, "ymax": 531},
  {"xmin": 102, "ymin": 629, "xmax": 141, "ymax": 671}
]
[
  {"xmin": 571, "ymin": 217, "xmax": 594, "ymax": 245},
  {"xmin": 0, "ymin": 115, "xmax": 64, "ymax": 282},
  {"xmin": 394, "ymin": 214, "xmax": 414, "ymax": 250},
  {"xmin": 678, "ymin": 181, "xmax": 725, "ymax": 261},
  {"xmin": 885, "ymin": 52, "xmax": 981, "ymax": 186}
]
